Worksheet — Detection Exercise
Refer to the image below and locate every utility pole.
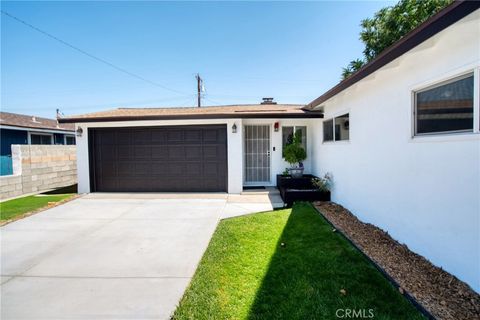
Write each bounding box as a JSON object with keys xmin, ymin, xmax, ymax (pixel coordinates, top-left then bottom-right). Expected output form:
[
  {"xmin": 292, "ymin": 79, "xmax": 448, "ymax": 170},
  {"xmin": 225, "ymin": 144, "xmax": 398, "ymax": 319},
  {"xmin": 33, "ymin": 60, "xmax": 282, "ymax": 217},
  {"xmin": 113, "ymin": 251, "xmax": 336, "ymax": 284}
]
[{"xmin": 195, "ymin": 73, "xmax": 202, "ymax": 107}]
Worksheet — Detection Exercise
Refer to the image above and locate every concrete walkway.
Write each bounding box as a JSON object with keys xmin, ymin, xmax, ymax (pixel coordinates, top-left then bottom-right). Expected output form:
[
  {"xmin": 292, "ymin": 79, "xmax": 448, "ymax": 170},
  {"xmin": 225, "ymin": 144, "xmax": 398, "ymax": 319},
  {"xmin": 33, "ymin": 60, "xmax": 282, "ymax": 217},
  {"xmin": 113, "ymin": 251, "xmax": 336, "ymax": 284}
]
[{"xmin": 0, "ymin": 192, "xmax": 283, "ymax": 319}]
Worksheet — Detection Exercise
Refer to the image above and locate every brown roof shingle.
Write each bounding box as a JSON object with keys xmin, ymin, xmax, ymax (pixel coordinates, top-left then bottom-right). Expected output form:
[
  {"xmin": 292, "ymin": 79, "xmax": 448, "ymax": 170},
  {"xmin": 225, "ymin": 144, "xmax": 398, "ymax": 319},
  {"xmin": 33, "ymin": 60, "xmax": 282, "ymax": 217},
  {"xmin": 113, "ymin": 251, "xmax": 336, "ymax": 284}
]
[
  {"xmin": 0, "ymin": 112, "xmax": 75, "ymax": 131},
  {"xmin": 58, "ymin": 104, "xmax": 323, "ymax": 123}
]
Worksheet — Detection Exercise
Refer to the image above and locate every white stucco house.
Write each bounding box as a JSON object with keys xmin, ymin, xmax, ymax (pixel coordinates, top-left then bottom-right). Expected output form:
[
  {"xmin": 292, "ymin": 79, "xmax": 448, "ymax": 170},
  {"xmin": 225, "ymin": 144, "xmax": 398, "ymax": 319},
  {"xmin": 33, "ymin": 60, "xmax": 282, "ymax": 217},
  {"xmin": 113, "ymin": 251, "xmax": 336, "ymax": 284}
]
[{"xmin": 60, "ymin": 2, "xmax": 479, "ymax": 291}]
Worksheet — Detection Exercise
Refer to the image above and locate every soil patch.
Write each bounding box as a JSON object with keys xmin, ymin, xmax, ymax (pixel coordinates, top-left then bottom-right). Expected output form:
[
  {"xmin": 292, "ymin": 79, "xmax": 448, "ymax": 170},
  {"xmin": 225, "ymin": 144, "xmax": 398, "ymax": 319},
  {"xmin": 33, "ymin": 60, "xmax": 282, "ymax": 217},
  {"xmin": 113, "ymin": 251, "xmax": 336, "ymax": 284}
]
[{"xmin": 314, "ymin": 201, "xmax": 480, "ymax": 320}]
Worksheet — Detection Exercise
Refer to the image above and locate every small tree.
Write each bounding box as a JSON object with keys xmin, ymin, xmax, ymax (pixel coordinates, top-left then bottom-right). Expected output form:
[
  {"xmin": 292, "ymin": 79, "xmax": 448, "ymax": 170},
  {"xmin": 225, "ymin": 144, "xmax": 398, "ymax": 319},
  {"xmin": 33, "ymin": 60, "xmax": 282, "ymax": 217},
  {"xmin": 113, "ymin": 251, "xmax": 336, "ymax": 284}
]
[
  {"xmin": 283, "ymin": 130, "xmax": 306, "ymax": 168},
  {"xmin": 341, "ymin": 0, "xmax": 453, "ymax": 80}
]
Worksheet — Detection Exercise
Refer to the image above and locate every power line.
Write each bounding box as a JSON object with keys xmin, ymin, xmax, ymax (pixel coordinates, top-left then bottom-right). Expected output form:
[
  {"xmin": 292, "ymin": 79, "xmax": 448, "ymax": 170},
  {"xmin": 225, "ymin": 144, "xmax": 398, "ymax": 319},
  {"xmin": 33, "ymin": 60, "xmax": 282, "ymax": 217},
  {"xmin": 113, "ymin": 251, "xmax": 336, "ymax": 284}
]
[{"xmin": 1, "ymin": 10, "xmax": 186, "ymax": 95}]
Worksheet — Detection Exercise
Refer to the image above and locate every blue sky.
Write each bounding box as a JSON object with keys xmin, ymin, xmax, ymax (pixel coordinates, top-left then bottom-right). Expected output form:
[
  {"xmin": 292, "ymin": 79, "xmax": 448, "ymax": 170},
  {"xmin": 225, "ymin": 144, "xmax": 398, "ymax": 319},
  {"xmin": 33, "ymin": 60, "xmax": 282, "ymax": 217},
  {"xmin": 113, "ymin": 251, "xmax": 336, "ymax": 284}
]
[{"xmin": 1, "ymin": 1, "xmax": 393, "ymax": 118}]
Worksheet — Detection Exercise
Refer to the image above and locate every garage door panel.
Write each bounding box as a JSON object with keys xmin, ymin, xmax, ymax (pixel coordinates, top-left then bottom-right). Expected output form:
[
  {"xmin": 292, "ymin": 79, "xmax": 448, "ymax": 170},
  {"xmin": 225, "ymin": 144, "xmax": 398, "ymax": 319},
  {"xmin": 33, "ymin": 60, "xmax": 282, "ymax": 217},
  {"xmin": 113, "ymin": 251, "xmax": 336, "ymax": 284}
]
[
  {"xmin": 117, "ymin": 130, "xmax": 132, "ymax": 144},
  {"xmin": 100, "ymin": 145, "xmax": 116, "ymax": 160},
  {"xmin": 204, "ymin": 162, "xmax": 224, "ymax": 176},
  {"xmin": 167, "ymin": 163, "xmax": 185, "ymax": 176},
  {"xmin": 168, "ymin": 146, "xmax": 184, "ymax": 160},
  {"xmin": 134, "ymin": 163, "xmax": 151, "ymax": 175},
  {"xmin": 185, "ymin": 146, "xmax": 202, "ymax": 160},
  {"xmin": 101, "ymin": 163, "xmax": 117, "ymax": 177},
  {"xmin": 90, "ymin": 125, "xmax": 227, "ymax": 192},
  {"xmin": 99, "ymin": 178, "xmax": 117, "ymax": 190},
  {"xmin": 151, "ymin": 146, "xmax": 167, "ymax": 159},
  {"xmin": 117, "ymin": 162, "xmax": 134, "ymax": 175},
  {"xmin": 185, "ymin": 163, "xmax": 202, "ymax": 175},
  {"xmin": 151, "ymin": 129, "xmax": 167, "ymax": 143},
  {"xmin": 134, "ymin": 146, "xmax": 152, "ymax": 159},
  {"xmin": 167, "ymin": 130, "xmax": 183, "ymax": 142},
  {"xmin": 185, "ymin": 130, "xmax": 202, "ymax": 142},
  {"xmin": 99, "ymin": 131, "xmax": 116, "ymax": 145},
  {"xmin": 117, "ymin": 146, "xmax": 133, "ymax": 159},
  {"xmin": 151, "ymin": 163, "xmax": 167, "ymax": 175},
  {"xmin": 204, "ymin": 129, "xmax": 224, "ymax": 142},
  {"xmin": 133, "ymin": 130, "xmax": 151, "ymax": 145},
  {"xmin": 204, "ymin": 146, "xmax": 227, "ymax": 160}
]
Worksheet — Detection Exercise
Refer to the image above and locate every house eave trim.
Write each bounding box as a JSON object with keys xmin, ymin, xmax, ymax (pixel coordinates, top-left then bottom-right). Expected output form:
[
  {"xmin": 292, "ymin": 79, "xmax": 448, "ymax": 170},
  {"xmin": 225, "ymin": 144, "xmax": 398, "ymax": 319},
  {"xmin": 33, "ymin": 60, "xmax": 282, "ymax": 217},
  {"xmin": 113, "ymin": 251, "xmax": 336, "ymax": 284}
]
[
  {"xmin": 0, "ymin": 124, "xmax": 75, "ymax": 135},
  {"xmin": 58, "ymin": 113, "xmax": 324, "ymax": 123}
]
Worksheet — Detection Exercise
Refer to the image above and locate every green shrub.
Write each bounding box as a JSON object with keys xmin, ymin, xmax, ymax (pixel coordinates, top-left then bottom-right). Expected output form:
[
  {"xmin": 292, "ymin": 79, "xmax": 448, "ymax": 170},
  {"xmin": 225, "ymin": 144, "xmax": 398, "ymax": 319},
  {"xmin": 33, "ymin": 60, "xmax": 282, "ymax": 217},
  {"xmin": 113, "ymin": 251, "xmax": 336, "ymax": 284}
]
[{"xmin": 283, "ymin": 130, "xmax": 306, "ymax": 166}]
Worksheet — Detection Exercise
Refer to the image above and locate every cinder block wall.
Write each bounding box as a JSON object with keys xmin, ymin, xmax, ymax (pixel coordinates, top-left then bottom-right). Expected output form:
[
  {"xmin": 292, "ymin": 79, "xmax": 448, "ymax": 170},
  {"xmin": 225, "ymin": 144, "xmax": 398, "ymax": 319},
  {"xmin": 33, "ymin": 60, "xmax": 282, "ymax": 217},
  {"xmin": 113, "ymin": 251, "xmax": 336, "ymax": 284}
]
[{"xmin": 0, "ymin": 145, "xmax": 77, "ymax": 200}]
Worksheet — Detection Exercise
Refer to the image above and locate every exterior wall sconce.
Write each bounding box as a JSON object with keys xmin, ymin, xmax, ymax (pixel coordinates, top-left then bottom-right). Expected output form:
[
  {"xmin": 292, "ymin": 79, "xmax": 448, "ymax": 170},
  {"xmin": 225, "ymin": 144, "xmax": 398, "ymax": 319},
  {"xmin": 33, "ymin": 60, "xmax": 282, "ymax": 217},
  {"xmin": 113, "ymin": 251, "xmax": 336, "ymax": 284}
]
[
  {"xmin": 232, "ymin": 123, "xmax": 237, "ymax": 133},
  {"xmin": 274, "ymin": 122, "xmax": 279, "ymax": 132},
  {"xmin": 76, "ymin": 127, "xmax": 83, "ymax": 137}
]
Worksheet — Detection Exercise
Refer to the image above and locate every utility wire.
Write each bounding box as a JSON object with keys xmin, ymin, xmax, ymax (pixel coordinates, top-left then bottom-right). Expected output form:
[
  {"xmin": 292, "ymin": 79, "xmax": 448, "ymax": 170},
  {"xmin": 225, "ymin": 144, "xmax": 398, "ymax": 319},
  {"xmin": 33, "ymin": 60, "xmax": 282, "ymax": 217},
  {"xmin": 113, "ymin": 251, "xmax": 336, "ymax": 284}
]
[{"xmin": 1, "ymin": 10, "xmax": 186, "ymax": 95}]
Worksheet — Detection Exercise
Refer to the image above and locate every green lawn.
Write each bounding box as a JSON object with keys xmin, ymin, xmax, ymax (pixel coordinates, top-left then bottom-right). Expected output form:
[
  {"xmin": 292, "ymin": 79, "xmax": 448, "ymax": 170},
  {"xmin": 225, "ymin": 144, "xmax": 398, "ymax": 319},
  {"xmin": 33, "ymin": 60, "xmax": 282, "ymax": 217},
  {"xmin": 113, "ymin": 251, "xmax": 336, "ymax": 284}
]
[
  {"xmin": 0, "ymin": 193, "xmax": 74, "ymax": 221},
  {"xmin": 173, "ymin": 202, "xmax": 424, "ymax": 320}
]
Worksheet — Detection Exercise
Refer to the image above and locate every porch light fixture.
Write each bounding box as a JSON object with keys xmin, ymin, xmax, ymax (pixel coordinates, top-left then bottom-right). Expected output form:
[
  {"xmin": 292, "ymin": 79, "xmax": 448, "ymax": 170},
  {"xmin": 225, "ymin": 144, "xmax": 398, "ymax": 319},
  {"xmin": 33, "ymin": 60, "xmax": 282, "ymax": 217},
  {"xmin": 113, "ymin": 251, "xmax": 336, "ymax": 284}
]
[
  {"xmin": 274, "ymin": 122, "xmax": 279, "ymax": 132},
  {"xmin": 232, "ymin": 123, "xmax": 237, "ymax": 133},
  {"xmin": 76, "ymin": 127, "xmax": 83, "ymax": 137}
]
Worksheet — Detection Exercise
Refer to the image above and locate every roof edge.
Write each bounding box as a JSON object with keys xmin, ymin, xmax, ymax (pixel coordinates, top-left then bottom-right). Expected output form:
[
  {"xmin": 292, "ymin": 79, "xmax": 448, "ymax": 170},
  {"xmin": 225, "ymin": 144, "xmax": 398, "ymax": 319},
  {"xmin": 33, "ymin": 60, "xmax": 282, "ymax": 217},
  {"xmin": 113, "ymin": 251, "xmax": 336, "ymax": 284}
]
[
  {"xmin": 0, "ymin": 124, "xmax": 74, "ymax": 132},
  {"xmin": 305, "ymin": 0, "xmax": 479, "ymax": 110},
  {"xmin": 58, "ymin": 112, "xmax": 324, "ymax": 123}
]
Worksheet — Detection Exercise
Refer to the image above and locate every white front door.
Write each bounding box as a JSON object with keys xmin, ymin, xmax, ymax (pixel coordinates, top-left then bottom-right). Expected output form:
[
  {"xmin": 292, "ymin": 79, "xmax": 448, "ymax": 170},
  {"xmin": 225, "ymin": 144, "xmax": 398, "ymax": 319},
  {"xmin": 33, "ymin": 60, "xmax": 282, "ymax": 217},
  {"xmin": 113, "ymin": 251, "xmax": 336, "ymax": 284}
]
[{"xmin": 244, "ymin": 125, "xmax": 271, "ymax": 184}]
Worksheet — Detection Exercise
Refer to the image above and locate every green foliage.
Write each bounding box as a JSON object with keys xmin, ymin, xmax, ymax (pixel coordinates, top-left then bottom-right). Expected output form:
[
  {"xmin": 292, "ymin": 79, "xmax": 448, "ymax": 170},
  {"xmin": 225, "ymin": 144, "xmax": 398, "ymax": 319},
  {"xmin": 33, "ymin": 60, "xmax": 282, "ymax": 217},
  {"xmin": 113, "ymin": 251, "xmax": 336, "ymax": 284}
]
[
  {"xmin": 342, "ymin": 0, "xmax": 453, "ymax": 80},
  {"xmin": 312, "ymin": 172, "xmax": 333, "ymax": 192},
  {"xmin": 341, "ymin": 59, "xmax": 366, "ymax": 80},
  {"xmin": 173, "ymin": 203, "xmax": 424, "ymax": 319},
  {"xmin": 283, "ymin": 130, "xmax": 307, "ymax": 166},
  {"xmin": 0, "ymin": 193, "xmax": 74, "ymax": 221}
]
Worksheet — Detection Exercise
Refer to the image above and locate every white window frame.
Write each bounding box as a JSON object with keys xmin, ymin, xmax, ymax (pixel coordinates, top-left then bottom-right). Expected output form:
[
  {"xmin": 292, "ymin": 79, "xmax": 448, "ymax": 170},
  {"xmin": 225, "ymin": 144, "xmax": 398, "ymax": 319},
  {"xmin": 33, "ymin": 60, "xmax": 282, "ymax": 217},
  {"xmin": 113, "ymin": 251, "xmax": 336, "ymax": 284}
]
[
  {"xmin": 322, "ymin": 112, "xmax": 350, "ymax": 143},
  {"xmin": 413, "ymin": 71, "xmax": 476, "ymax": 137},
  {"xmin": 282, "ymin": 125, "xmax": 307, "ymax": 152},
  {"xmin": 28, "ymin": 132, "xmax": 54, "ymax": 145},
  {"xmin": 411, "ymin": 66, "xmax": 479, "ymax": 140}
]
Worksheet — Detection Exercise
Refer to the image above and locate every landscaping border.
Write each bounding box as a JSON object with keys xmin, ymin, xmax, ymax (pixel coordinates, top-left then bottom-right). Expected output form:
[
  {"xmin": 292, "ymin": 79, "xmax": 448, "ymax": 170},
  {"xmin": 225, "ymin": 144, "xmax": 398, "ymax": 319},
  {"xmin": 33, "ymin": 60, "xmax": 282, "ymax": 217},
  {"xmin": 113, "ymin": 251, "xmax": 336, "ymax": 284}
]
[
  {"xmin": 312, "ymin": 202, "xmax": 435, "ymax": 320},
  {"xmin": 0, "ymin": 194, "xmax": 80, "ymax": 227}
]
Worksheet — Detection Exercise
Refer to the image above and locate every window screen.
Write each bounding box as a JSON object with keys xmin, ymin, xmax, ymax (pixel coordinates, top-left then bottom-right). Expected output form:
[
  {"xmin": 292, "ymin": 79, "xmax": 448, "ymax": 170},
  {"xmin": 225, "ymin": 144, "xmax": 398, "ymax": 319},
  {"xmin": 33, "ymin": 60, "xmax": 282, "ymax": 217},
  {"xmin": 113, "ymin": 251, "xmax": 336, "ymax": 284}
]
[
  {"xmin": 323, "ymin": 119, "xmax": 334, "ymax": 142},
  {"xmin": 31, "ymin": 134, "xmax": 52, "ymax": 145},
  {"xmin": 415, "ymin": 74, "xmax": 473, "ymax": 134},
  {"xmin": 66, "ymin": 136, "xmax": 76, "ymax": 145},
  {"xmin": 282, "ymin": 126, "xmax": 294, "ymax": 150}
]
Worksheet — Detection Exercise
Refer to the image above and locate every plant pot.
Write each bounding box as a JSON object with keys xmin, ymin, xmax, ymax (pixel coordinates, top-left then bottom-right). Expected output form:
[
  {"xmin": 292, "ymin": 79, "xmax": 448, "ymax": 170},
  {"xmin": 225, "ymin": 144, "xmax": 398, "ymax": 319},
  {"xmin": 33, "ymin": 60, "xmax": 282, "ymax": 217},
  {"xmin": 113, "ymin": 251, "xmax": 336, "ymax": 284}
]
[{"xmin": 288, "ymin": 167, "xmax": 304, "ymax": 178}]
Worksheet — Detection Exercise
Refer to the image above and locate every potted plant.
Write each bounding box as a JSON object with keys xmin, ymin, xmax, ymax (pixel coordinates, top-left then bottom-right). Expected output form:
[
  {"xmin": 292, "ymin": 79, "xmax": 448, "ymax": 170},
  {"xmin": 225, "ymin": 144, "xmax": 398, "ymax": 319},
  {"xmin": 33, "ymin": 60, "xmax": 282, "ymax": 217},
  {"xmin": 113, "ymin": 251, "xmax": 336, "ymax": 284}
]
[
  {"xmin": 277, "ymin": 172, "xmax": 333, "ymax": 206},
  {"xmin": 311, "ymin": 172, "xmax": 333, "ymax": 193},
  {"xmin": 283, "ymin": 130, "xmax": 307, "ymax": 178}
]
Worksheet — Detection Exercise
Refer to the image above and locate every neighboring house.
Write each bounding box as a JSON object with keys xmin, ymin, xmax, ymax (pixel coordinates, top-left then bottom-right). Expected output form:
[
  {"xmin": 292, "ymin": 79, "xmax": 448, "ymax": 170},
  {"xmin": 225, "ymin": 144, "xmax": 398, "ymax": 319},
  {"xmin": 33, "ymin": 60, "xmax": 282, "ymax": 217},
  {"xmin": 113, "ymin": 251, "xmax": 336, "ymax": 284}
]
[
  {"xmin": 0, "ymin": 112, "xmax": 76, "ymax": 175},
  {"xmin": 59, "ymin": 1, "xmax": 479, "ymax": 291}
]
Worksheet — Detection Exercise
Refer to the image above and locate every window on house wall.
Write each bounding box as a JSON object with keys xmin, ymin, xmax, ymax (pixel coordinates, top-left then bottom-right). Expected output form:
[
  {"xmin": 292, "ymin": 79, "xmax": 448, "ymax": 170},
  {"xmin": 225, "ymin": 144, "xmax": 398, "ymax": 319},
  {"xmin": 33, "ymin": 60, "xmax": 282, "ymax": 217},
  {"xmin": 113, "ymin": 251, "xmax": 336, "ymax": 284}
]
[
  {"xmin": 65, "ymin": 136, "xmax": 76, "ymax": 145},
  {"xmin": 323, "ymin": 114, "xmax": 350, "ymax": 142},
  {"xmin": 30, "ymin": 134, "xmax": 52, "ymax": 145},
  {"xmin": 323, "ymin": 120, "xmax": 334, "ymax": 141},
  {"xmin": 54, "ymin": 134, "xmax": 64, "ymax": 145},
  {"xmin": 414, "ymin": 73, "xmax": 474, "ymax": 135},
  {"xmin": 334, "ymin": 113, "xmax": 350, "ymax": 141},
  {"xmin": 282, "ymin": 126, "xmax": 307, "ymax": 152}
]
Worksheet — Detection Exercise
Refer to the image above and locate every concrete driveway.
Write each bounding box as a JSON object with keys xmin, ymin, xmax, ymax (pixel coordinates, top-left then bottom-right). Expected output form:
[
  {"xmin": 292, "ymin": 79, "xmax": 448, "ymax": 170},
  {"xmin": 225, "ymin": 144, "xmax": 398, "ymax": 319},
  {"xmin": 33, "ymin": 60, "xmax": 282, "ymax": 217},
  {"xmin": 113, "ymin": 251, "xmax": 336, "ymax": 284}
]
[{"xmin": 1, "ymin": 194, "xmax": 228, "ymax": 319}]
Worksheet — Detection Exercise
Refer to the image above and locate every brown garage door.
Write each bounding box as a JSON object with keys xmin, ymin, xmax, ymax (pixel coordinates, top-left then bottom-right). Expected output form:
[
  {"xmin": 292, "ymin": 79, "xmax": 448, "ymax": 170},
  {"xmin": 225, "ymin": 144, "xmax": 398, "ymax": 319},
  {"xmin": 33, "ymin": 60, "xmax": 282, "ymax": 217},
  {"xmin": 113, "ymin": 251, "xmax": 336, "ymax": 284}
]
[{"xmin": 88, "ymin": 125, "xmax": 227, "ymax": 192}]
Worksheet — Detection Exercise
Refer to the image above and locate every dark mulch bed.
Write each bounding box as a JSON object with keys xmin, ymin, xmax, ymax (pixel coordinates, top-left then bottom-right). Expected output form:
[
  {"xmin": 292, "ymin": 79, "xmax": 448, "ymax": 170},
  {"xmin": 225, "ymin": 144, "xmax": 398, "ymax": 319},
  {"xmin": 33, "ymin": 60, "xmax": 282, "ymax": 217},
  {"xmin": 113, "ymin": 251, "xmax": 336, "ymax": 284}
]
[{"xmin": 314, "ymin": 201, "xmax": 480, "ymax": 320}]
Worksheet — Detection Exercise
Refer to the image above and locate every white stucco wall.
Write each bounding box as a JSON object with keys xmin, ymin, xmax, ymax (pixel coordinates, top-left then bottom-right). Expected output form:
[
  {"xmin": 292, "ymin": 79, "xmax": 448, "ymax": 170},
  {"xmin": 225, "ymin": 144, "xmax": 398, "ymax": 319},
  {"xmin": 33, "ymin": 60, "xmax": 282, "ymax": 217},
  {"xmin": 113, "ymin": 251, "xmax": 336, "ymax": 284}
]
[
  {"xmin": 75, "ymin": 118, "xmax": 316, "ymax": 195},
  {"xmin": 311, "ymin": 10, "xmax": 480, "ymax": 291}
]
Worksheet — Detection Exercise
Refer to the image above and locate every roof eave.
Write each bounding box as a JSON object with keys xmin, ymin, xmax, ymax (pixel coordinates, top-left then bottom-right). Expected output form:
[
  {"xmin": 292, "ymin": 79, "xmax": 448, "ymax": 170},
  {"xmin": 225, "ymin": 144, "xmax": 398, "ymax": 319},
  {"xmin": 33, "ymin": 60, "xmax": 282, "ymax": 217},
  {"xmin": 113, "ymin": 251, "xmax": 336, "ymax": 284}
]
[
  {"xmin": 0, "ymin": 123, "xmax": 74, "ymax": 132},
  {"xmin": 305, "ymin": 0, "xmax": 480, "ymax": 110},
  {"xmin": 58, "ymin": 112, "xmax": 324, "ymax": 123}
]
